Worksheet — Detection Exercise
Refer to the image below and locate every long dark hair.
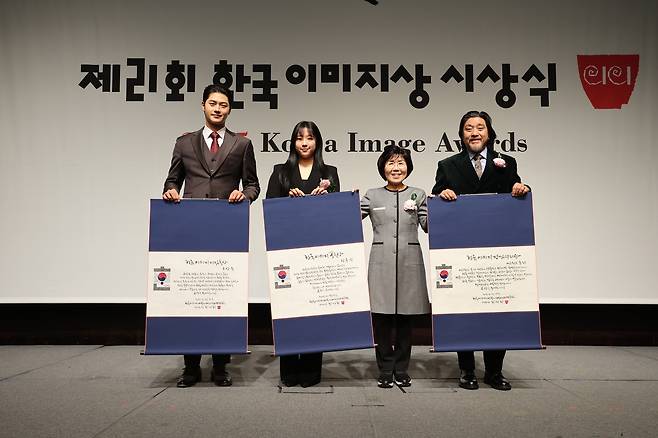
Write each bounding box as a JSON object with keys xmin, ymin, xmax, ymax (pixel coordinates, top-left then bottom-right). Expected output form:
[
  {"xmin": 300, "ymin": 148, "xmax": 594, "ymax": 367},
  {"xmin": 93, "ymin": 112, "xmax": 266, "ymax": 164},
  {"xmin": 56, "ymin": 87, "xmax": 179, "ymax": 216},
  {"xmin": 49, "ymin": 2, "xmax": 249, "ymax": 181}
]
[
  {"xmin": 458, "ymin": 110, "xmax": 497, "ymax": 151},
  {"xmin": 279, "ymin": 121, "xmax": 331, "ymax": 192}
]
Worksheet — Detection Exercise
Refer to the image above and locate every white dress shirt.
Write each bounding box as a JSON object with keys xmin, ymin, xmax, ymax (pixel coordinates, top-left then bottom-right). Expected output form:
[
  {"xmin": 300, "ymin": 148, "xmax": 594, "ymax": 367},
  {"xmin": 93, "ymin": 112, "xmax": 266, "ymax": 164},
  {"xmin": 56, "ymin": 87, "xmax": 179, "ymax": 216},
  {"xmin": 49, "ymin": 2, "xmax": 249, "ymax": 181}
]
[{"xmin": 202, "ymin": 126, "xmax": 226, "ymax": 150}]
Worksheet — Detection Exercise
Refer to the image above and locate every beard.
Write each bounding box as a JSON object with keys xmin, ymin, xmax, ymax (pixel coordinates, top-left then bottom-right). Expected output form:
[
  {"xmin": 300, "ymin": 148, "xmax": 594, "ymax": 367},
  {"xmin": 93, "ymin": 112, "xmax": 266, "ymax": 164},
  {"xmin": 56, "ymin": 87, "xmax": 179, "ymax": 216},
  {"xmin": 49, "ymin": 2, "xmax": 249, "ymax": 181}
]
[{"xmin": 465, "ymin": 140, "xmax": 486, "ymax": 154}]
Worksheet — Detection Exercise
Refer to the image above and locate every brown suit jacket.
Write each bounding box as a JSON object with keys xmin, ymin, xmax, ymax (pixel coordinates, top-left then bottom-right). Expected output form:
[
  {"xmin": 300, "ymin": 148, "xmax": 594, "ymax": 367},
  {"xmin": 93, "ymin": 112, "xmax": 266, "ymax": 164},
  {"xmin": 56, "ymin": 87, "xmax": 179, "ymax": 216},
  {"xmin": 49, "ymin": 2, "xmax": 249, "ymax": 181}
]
[{"xmin": 163, "ymin": 128, "xmax": 260, "ymax": 201}]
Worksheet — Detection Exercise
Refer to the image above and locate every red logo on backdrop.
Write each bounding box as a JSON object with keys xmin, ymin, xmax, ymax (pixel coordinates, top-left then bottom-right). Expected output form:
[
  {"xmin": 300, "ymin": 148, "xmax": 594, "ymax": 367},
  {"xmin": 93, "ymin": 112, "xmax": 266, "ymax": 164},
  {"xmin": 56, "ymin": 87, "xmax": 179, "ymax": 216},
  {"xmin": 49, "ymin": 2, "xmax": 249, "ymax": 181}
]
[{"xmin": 577, "ymin": 55, "xmax": 639, "ymax": 109}]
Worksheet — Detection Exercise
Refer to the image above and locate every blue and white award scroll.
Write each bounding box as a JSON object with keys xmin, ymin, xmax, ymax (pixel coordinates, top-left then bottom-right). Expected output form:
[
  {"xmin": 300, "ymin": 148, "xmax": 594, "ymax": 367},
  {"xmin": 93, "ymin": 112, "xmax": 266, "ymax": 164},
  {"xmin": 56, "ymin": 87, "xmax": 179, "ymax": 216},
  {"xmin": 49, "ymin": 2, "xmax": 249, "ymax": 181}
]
[
  {"xmin": 145, "ymin": 199, "xmax": 249, "ymax": 355},
  {"xmin": 428, "ymin": 193, "xmax": 542, "ymax": 352},
  {"xmin": 263, "ymin": 192, "xmax": 374, "ymax": 356}
]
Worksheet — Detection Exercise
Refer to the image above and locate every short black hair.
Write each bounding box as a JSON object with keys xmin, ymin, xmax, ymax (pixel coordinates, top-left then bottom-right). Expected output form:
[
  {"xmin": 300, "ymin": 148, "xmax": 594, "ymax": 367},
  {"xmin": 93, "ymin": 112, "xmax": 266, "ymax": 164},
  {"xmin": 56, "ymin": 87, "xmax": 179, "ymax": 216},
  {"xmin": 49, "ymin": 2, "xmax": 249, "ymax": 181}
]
[
  {"xmin": 376, "ymin": 145, "xmax": 413, "ymax": 180},
  {"xmin": 458, "ymin": 110, "xmax": 497, "ymax": 149},
  {"xmin": 202, "ymin": 84, "xmax": 234, "ymax": 108}
]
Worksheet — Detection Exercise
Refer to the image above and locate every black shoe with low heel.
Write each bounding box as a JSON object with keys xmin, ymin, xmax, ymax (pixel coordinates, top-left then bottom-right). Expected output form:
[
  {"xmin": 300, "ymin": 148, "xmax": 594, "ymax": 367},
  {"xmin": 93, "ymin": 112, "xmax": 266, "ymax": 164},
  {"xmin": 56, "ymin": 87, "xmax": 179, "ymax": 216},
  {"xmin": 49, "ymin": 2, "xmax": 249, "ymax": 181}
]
[
  {"xmin": 177, "ymin": 367, "xmax": 201, "ymax": 388},
  {"xmin": 458, "ymin": 370, "xmax": 479, "ymax": 390}
]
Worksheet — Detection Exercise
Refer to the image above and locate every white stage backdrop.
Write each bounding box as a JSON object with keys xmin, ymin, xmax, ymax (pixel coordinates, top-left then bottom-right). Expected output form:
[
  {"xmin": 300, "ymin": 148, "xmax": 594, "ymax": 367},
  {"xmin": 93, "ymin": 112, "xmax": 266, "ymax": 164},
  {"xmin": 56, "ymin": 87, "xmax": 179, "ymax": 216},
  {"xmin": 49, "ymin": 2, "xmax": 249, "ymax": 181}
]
[{"xmin": 0, "ymin": 0, "xmax": 656, "ymax": 304}]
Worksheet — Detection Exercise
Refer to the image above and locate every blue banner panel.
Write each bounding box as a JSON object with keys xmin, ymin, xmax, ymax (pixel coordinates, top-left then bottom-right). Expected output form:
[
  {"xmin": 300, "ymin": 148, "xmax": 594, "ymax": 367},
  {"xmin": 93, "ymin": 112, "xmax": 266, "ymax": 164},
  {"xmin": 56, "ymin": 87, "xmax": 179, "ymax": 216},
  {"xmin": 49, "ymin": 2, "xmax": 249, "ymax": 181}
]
[
  {"xmin": 432, "ymin": 312, "xmax": 542, "ymax": 352},
  {"xmin": 149, "ymin": 199, "xmax": 249, "ymax": 252},
  {"xmin": 273, "ymin": 311, "xmax": 374, "ymax": 355},
  {"xmin": 428, "ymin": 193, "xmax": 534, "ymax": 249},
  {"xmin": 263, "ymin": 191, "xmax": 363, "ymax": 251},
  {"xmin": 144, "ymin": 317, "xmax": 248, "ymax": 354}
]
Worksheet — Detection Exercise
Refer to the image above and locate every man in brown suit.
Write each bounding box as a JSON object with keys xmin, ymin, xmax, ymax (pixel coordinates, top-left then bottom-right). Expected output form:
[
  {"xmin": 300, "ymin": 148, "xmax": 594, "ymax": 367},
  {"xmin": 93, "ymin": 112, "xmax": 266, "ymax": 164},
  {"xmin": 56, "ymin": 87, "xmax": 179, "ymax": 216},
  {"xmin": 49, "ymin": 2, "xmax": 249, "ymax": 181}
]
[{"xmin": 162, "ymin": 84, "xmax": 260, "ymax": 387}]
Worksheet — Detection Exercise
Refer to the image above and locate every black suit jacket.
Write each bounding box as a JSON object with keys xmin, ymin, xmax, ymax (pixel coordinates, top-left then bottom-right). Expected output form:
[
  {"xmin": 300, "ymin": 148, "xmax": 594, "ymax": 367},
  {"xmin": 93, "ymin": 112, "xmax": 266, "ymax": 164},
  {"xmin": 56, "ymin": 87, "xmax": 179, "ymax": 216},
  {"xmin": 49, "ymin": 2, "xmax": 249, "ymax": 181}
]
[
  {"xmin": 163, "ymin": 128, "xmax": 260, "ymax": 201},
  {"xmin": 265, "ymin": 163, "xmax": 340, "ymax": 199},
  {"xmin": 431, "ymin": 149, "xmax": 523, "ymax": 195},
  {"xmin": 432, "ymin": 148, "xmax": 527, "ymax": 362}
]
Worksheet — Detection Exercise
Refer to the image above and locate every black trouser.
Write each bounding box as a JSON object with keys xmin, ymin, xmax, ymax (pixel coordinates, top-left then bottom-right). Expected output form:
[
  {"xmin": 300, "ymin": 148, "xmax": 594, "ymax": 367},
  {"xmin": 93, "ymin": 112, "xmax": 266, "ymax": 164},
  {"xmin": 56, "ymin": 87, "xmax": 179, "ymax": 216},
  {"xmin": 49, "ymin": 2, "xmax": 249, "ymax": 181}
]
[
  {"xmin": 280, "ymin": 353, "xmax": 323, "ymax": 385},
  {"xmin": 183, "ymin": 354, "xmax": 230, "ymax": 369},
  {"xmin": 372, "ymin": 313, "xmax": 413, "ymax": 375},
  {"xmin": 457, "ymin": 350, "xmax": 506, "ymax": 374}
]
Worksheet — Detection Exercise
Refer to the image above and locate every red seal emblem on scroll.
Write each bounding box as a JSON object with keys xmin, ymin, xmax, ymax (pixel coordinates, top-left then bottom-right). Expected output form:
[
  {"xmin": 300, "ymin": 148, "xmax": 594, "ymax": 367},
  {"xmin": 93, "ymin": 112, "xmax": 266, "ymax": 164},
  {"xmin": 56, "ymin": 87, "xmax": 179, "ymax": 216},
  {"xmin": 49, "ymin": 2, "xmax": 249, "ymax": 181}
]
[
  {"xmin": 435, "ymin": 264, "xmax": 453, "ymax": 289},
  {"xmin": 273, "ymin": 265, "xmax": 292, "ymax": 289},
  {"xmin": 577, "ymin": 54, "xmax": 639, "ymax": 109},
  {"xmin": 153, "ymin": 266, "xmax": 170, "ymax": 291}
]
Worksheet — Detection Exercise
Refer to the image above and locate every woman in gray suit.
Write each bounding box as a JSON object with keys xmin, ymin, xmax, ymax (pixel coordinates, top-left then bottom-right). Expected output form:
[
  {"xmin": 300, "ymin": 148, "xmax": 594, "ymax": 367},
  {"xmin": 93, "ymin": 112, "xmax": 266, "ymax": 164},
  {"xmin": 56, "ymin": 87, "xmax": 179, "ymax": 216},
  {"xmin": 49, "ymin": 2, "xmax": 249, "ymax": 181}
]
[{"xmin": 361, "ymin": 145, "xmax": 430, "ymax": 388}]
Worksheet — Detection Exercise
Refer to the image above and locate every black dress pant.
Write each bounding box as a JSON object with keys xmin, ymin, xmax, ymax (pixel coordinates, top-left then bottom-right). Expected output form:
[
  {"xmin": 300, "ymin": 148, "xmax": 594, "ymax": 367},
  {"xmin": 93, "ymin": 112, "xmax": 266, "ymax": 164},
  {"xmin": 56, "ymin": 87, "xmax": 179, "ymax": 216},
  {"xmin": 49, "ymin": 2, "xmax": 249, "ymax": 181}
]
[
  {"xmin": 280, "ymin": 353, "xmax": 323, "ymax": 386},
  {"xmin": 372, "ymin": 313, "xmax": 413, "ymax": 375},
  {"xmin": 183, "ymin": 354, "xmax": 230, "ymax": 369},
  {"xmin": 457, "ymin": 350, "xmax": 506, "ymax": 374}
]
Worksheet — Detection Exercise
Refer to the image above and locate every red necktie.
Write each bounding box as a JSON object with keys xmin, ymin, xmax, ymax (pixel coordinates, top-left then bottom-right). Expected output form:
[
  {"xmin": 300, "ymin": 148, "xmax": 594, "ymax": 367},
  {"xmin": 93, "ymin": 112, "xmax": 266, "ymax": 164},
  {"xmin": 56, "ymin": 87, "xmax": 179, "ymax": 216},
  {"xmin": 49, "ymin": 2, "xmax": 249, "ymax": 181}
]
[{"xmin": 210, "ymin": 131, "xmax": 219, "ymax": 153}]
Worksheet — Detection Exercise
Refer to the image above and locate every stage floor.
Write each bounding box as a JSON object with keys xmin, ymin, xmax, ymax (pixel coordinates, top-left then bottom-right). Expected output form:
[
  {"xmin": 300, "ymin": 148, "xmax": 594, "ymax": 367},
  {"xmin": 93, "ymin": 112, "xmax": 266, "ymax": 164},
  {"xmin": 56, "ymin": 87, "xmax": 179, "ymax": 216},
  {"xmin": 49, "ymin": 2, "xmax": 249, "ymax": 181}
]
[{"xmin": 1, "ymin": 345, "xmax": 657, "ymax": 437}]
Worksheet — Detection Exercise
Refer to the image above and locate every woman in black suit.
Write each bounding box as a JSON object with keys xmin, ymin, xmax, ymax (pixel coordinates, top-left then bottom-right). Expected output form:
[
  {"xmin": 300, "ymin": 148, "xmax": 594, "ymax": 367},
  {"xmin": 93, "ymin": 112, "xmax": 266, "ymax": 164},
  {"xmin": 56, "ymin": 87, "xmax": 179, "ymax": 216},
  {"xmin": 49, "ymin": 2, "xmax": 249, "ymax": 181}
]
[{"xmin": 266, "ymin": 120, "xmax": 340, "ymax": 387}]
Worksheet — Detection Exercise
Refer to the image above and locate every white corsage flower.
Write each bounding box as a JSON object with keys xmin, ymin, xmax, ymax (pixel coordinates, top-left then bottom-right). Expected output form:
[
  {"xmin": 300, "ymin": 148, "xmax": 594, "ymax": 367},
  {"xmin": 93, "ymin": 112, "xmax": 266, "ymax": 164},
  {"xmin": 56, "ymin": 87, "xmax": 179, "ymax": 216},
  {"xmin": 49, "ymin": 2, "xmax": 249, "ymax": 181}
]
[
  {"xmin": 493, "ymin": 155, "xmax": 506, "ymax": 168},
  {"xmin": 403, "ymin": 199, "xmax": 417, "ymax": 211},
  {"xmin": 319, "ymin": 179, "xmax": 331, "ymax": 190}
]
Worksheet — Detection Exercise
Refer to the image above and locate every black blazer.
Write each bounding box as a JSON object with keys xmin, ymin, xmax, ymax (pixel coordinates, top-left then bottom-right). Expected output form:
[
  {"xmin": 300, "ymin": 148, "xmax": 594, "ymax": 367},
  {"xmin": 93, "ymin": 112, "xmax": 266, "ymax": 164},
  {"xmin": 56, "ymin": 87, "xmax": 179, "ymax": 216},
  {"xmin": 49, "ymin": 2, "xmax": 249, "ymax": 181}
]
[
  {"xmin": 266, "ymin": 163, "xmax": 340, "ymax": 199},
  {"xmin": 431, "ymin": 149, "xmax": 524, "ymax": 195}
]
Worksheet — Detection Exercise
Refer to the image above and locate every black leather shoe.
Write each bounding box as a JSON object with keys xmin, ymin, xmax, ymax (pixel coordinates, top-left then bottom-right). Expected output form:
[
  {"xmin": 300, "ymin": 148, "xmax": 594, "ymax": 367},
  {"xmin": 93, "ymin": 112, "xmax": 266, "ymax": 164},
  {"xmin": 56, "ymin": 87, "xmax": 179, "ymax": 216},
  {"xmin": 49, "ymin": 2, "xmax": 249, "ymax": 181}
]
[
  {"xmin": 377, "ymin": 373, "xmax": 394, "ymax": 388},
  {"xmin": 177, "ymin": 366, "xmax": 201, "ymax": 388},
  {"xmin": 300, "ymin": 377, "xmax": 321, "ymax": 388},
  {"xmin": 484, "ymin": 372, "xmax": 511, "ymax": 391},
  {"xmin": 459, "ymin": 370, "xmax": 479, "ymax": 390},
  {"xmin": 394, "ymin": 372, "xmax": 412, "ymax": 387},
  {"xmin": 280, "ymin": 377, "xmax": 299, "ymax": 387},
  {"xmin": 211, "ymin": 367, "xmax": 233, "ymax": 387}
]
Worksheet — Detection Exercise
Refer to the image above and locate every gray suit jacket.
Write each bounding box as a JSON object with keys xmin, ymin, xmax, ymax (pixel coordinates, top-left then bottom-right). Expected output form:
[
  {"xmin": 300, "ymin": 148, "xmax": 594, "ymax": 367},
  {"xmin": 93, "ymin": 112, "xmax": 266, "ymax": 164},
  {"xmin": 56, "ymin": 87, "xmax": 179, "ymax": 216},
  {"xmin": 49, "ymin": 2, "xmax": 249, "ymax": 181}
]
[
  {"xmin": 163, "ymin": 128, "xmax": 260, "ymax": 201},
  {"xmin": 361, "ymin": 186, "xmax": 430, "ymax": 315}
]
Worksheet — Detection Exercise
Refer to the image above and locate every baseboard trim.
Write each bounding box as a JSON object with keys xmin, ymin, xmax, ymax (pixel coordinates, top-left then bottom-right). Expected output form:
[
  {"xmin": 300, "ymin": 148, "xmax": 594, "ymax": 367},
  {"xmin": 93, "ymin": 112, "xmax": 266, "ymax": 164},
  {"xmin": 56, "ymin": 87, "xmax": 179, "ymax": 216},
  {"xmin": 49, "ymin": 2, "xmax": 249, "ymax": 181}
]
[{"xmin": 1, "ymin": 304, "xmax": 657, "ymax": 346}]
